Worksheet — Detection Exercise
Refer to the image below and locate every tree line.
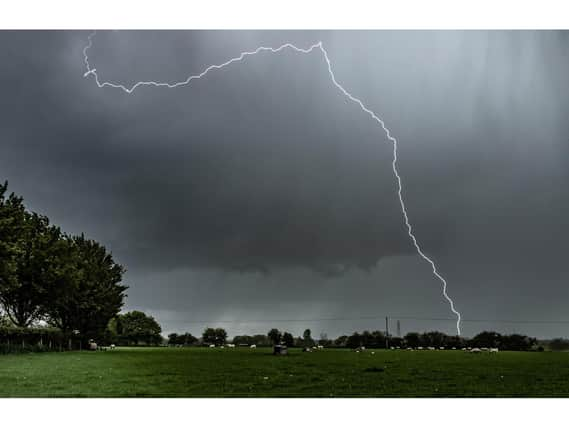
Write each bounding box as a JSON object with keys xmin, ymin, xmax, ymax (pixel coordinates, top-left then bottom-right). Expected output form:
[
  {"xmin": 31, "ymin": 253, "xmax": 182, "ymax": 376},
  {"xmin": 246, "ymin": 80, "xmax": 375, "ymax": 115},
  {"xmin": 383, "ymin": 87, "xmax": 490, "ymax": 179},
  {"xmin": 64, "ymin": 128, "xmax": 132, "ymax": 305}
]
[
  {"xmin": 0, "ymin": 182, "xmax": 128, "ymax": 346},
  {"xmin": 167, "ymin": 326, "xmax": 540, "ymax": 351}
]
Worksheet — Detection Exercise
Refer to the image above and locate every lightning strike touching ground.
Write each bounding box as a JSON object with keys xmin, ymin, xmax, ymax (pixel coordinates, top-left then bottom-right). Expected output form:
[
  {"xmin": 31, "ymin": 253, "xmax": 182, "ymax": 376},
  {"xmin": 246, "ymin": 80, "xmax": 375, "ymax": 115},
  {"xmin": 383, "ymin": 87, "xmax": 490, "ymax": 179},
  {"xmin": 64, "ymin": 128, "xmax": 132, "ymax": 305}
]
[{"xmin": 82, "ymin": 31, "xmax": 462, "ymax": 335}]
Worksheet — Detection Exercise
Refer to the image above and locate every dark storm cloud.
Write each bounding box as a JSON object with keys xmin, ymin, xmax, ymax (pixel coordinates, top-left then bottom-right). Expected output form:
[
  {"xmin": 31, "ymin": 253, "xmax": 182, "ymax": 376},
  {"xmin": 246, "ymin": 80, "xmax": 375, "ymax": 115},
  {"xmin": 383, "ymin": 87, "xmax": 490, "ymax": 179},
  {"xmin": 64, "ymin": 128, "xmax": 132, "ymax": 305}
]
[
  {"xmin": 1, "ymin": 30, "xmax": 415, "ymax": 274},
  {"xmin": 1, "ymin": 30, "xmax": 569, "ymax": 338}
]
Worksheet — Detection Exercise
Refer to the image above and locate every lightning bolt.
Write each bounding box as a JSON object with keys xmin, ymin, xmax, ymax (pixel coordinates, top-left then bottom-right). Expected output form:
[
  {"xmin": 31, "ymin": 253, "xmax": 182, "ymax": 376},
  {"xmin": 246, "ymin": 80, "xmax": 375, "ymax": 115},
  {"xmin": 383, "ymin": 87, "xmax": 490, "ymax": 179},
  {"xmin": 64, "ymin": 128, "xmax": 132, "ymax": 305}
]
[{"xmin": 83, "ymin": 31, "xmax": 462, "ymax": 335}]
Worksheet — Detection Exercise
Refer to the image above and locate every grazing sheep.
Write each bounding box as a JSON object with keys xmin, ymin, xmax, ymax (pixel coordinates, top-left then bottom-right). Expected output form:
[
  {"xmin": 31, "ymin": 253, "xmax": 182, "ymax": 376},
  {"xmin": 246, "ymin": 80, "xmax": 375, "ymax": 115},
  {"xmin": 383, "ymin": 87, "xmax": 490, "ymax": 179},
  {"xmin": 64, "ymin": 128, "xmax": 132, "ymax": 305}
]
[
  {"xmin": 439, "ymin": 347, "xmax": 445, "ymax": 350},
  {"xmin": 110, "ymin": 344, "xmax": 116, "ymax": 350},
  {"xmin": 227, "ymin": 344, "xmax": 235, "ymax": 348},
  {"xmin": 481, "ymin": 347, "xmax": 489, "ymax": 352},
  {"xmin": 462, "ymin": 348, "xmax": 468, "ymax": 351},
  {"xmin": 250, "ymin": 344, "xmax": 257, "ymax": 349},
  {"xmin": 470, "ymin": 347, "xmax": 482, "ymax": 353},
  {"xmin": 490, "ymin": 347, "xmax": 499, "ymax": 353},
  {"xmin": 209, "ymin": 344, "xmax": 215, "ymax": 348},
  {"xmin": 317, "ymin": 345, "xmax": 324, "ymax": 349},
  {"xmin": 451, "ymin": 347, "xmax": 456, "ymax": 350},
  {"xmin": 417, "ymin": 346, "xmax": 424, "ymax": 350},
  {"xmin": 427, "ymin": 346, "xmax": 435, "ymax": 351}
]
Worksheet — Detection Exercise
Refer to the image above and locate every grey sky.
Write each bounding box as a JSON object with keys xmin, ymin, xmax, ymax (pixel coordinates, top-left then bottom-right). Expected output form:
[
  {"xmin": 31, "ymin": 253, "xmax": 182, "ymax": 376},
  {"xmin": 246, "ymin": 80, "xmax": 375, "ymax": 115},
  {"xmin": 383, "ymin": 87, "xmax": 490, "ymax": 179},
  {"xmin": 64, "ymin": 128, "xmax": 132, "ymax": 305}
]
[{"xmin": 1, "ymin": 31, "xmax": 568, "ymax": 339}]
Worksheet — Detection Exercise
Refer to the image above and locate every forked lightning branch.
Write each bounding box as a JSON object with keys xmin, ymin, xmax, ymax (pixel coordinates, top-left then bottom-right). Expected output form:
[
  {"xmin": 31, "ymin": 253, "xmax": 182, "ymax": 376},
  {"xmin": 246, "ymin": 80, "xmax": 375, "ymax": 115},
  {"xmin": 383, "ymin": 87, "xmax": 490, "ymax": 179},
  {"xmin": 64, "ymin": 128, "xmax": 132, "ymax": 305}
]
[{"xmin": 82, "ymin": 31, "xmax": 463, "ymax": 335}]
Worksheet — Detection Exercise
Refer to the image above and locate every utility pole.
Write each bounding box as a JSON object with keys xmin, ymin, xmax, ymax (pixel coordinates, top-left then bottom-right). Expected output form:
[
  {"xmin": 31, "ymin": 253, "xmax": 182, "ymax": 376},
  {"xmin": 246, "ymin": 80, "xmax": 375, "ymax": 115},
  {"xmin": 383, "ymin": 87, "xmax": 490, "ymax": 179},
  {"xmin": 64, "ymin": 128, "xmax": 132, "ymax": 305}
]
[{"xmin": 385, "ymin": 316, "xmax": 389, "ymax": 349}]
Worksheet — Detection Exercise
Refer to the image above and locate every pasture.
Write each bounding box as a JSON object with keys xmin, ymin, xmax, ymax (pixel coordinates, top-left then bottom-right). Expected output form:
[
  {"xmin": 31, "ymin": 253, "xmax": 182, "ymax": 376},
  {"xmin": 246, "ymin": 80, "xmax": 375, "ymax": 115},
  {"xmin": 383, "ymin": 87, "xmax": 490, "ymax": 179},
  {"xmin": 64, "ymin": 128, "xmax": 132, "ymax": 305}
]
[{"xmin": 1, "ymin": 347, "xmax": 569, "ymax": 397}]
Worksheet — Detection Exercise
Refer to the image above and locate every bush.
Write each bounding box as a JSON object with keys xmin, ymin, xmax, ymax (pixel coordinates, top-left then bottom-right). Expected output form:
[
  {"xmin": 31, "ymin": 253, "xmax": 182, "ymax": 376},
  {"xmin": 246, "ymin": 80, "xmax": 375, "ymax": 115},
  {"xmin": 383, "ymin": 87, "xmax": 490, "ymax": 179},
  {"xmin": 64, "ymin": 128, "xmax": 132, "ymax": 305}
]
[{"xmin": 0, "ymin": 326, "xmax": 66, "ymax": 353}]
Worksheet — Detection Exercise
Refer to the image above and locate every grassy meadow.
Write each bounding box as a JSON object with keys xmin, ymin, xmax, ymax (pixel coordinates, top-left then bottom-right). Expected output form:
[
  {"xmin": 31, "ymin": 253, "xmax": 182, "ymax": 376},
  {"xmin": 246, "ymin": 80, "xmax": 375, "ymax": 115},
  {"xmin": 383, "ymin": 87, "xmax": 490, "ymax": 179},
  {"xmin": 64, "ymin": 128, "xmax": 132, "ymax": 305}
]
[{"xmin": 1, "ymin": 347, "xmax": 569, "ymax": 397}]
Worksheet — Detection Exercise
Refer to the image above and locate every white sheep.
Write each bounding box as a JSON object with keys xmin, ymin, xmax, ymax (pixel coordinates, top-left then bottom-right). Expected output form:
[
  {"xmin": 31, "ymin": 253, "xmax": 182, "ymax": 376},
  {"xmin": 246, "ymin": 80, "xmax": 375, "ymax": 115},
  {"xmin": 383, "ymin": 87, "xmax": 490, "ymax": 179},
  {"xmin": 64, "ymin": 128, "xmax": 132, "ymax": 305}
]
[
  {"xmin": 427, "ymin": 346, "xmax": 435, "ymax": 351},
  {"xmin": 250, "ymin": 344, "xmax": 257, "ymax": 349},
  {"xmin": 470, "ymin": 347, "xmax": 481, "ymax": 353},
  {"xmin": 209, "ymin": 344, "xmax": 215, "ymax": 348},
  {"xmin": 227, "ymin": 343, "xmax": 235, "ymax": 348},
  {"xmin": 110, "ymin": 344, "xmax": 116, "ymax": 350},
  {"xmin": 490, "ymin": 347, "xmax": 499, "ymax": 353},
  {"xmin": 439, "ymin": 347, "xmax": 445, "ymax": 350},
  {"xmin": 417, "ymin": 346, "xmax": 424, "ymax": 350},
  {"xmin": 317, "ymin": 345, "xmax": 324, "ymax": 349}
]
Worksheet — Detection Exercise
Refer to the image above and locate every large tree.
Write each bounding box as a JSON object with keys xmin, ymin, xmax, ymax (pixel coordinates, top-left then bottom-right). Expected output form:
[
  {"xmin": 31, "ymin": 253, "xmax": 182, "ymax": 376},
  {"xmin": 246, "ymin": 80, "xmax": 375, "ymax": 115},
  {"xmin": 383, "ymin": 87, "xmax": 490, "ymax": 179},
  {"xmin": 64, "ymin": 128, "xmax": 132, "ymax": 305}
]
[
  {"xmin": 0, "ymin": 182, "xmax": 25, "ymax": 322},
  {"xmin": 44, "ymin": 234, "xmax": 128, "ymax": 339},
  {"xmin": 0, "ymin": 191, "xmax": 61, "ymax": 327},
  {"xmin": 116, "ymin": 310, "xmax": 162, "ymax": 345}
]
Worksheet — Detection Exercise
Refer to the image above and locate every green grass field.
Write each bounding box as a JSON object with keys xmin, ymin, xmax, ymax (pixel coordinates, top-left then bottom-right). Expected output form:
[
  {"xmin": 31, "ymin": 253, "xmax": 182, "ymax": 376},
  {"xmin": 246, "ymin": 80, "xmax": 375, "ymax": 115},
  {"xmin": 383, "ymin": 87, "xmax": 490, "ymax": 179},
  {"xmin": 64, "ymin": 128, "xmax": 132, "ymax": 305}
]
[{"xmin": 1, "ymin": 347, "xmax": 569, "ymax": 397}]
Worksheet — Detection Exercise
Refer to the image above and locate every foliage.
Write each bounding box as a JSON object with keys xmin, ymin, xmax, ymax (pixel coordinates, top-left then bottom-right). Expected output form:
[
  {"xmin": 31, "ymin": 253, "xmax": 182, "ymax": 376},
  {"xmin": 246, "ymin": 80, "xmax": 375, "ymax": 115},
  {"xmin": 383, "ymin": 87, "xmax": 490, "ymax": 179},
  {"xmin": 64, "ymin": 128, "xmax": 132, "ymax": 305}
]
[
  {"xmin": 267, "ymin": 328, "xmax": 282, "ymax": 345},
  {"xmin": 346, "ymin": 332, "xmax": 361, "ymax": 349},
  {"xmin": 0, "ymin": 326, "xmax": 65, "ymax": 353},
  {"xmin": 0, "ymin": 185, "xmax": 60, "ymax": 327},
  {"xmin": 282, "ymin": 332, "xmax": 294, "ymax": 347},
  {"xmin": 115, "ymin": 311, "xmax": 162, "ymax": 345},
  {"xmin": 548, "ymin": 338, "xmax": 569, "ymax": 351},
  {"xmin": 168, "ymin": 332, "xmax": 198, "ymax": 346},
  {"xmin": 404, "ymin": 332, "xmax": 421, "ymax": 348},
  {"xmin": 44, "ymin": 235, "xmax": 128, "ymax": 341},
  {"xmin": 0, "ymin": 182, "xmax": 129, "ymax": 345},
  {"xmin": 202, "ymin": 327, "xmax": 227, "ymax": 346},
  {"xmin": 302, "ymin": 328, "xmax": 314, "ymax": 347}
]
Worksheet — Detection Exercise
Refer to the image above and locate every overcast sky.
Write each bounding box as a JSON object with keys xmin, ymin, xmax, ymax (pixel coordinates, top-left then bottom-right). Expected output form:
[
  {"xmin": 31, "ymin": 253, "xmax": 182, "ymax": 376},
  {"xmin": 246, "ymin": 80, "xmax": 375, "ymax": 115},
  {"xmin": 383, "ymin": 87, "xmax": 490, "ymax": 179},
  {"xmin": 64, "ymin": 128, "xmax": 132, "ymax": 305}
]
[{"xmin": 1, "ymin": 31, "xmax": 568, "ymax": 339}]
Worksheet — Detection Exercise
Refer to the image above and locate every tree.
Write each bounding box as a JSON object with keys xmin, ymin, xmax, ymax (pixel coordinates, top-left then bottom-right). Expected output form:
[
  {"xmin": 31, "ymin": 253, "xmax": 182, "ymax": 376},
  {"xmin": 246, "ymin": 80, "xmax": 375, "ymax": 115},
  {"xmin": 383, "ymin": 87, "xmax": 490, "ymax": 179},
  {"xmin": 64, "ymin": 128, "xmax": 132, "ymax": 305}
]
[
  {"xmin": 334, "ymin": 335, "xmax": 348, "ymax": 347},
  {"xmin": 268, "ymin": 328, "xmax": 282, "ymax": 345},
  {"xmin": 470, "ymin": 331, "xmax": 502, "ymax": 349},
  {"xmin": 346, "ymin": 332, "xmax": 361, "ymax": 349},
  {"xmin": 44, "ymin": 234, "xmax": 128, "ymax": 340},
  {"xmin": 168, "ymin": 333, "xmax": 179, "ymax": 345},
  {"xmin": 202, "ymin": 327, "xmax": 227, "ymax": 346},
  {"xmin": 501, "ymin": 334, "xmax": 535, "ymax": 351},
  {"xmin": 233, "ymin": 335, "xmax": 253, "ymax": 346},
  {"xmin": 282, "ymin": 332, "xmax": 294, "ymax": 347},
  {"xmin": 0, "ymin": 182, "xmax": 24, "ymax": 314},
  {"xmin": 303, "ymin": 329, "xmax": 314, "ymax": 347},
  {"xmin": 404, "ymin": 332, "xmax": 421, "ymax": 348},
  {"xmin": 181, "ymin": 332, "xmax": 198, "ymax": 346},
  {"xmin": 549, "ymin": 338, "xmax": 569, "ymax": 351},
  {"xmin": 0, "ymin": 207, "xmax": 61, "ymax": 327},
  {"xmin": 421, "ymin": 331, "xmax": 447, "ymax": 348},
  {"xmin": 252, "ymin": 334, "xmax": 270, "ymax": 346},
  {"xmin": 116, "ymin": 311, "xmax": 162, "ymax": 345}
]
